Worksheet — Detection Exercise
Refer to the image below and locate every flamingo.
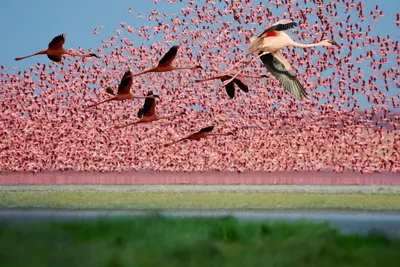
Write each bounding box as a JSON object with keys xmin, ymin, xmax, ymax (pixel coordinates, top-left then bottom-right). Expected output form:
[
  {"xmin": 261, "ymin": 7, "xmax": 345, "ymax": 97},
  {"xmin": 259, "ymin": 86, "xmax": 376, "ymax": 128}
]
[
  {"xmin": 86, "ymin": 70, "xmax": 156, "ymax": 109},
  {"xmin": 14, "ymin": 34, "xmax": 99, "ymax": 63},
  {"xmin": 222, "ymin": 19, "xmax": 340, "ymax": 99},
  {"xmin": 164, "ymin": 126, "xmax": 234, "ymax": 147},
  {"xmin": 126, "ymin": 45, "xmax": 203, "ymax": 78},
  {"xmin": 195, "ymin": 73, "xmax": 267, "ymax": 98},
  {"xmin": 114, "ymin": 90, "xmax": 186, "ymax": 129}
]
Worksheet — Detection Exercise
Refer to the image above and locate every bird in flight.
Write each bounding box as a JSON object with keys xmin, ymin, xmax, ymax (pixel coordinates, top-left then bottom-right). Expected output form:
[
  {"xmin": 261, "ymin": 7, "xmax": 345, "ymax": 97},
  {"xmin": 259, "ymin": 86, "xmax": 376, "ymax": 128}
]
[
  {"xmin": 14, "ymin": 34, "xmax": 100, "ymax": 63},
  {"xmin": 223, "ymin": 19, "xmax": 340, "ymax": 99},
  {"xmin": 126, "ymin": 45, "xmax": 203, "ymax": 78},
  {"xmin": 195, "ymin": 73, "xmax": 267, "ymax": 98},
  {"xmin": 114, "ymin": 90, "xmax": 186, "ymax": 129},
  {"xmin": 86, "ymin": 70, "xmax": 156, "ymax": 109},
  {"xmin": 164, "ymin": 125, "xmax": 234, "ymax": 147}
]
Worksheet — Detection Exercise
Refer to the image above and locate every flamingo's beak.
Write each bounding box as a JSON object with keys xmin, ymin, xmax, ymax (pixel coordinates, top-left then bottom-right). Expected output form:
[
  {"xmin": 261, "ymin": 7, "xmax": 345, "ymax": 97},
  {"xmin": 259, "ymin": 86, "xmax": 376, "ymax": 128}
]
[{"xmin": 329, "ymin": 40, "xmax": 340, "ymax": 48}]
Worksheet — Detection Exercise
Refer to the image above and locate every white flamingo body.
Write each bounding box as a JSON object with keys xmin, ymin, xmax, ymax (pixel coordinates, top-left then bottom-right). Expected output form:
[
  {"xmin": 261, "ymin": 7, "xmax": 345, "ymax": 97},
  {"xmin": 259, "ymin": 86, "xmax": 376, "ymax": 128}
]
[
  {"xmin": 249, "ymin": 31, "xmax": 292, "ymax": 54},
  {"xmin": 224, "ymin": 19, "xmax": 340, "ymax": 99}
]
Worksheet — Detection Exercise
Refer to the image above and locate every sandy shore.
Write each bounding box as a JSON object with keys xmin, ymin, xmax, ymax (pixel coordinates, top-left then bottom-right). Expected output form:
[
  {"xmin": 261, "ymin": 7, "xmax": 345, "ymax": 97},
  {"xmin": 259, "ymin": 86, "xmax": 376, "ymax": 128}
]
[{"xmin": 0, "ymin": 170, "xmax": 399, "ymax": 185}]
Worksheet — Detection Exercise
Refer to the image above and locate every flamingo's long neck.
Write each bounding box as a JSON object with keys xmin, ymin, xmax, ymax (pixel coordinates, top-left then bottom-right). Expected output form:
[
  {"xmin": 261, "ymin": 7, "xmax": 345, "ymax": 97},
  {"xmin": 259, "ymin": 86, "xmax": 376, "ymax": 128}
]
[
  {"xmin": 195, "ymin": 76, "xmax": 220, "ymax": 82},
  {"xmin": 127, "ymin": 69, "xmax": 152, "ymax": 78},
  {"xmin": 173, "ymin": 66, "xmax": 199, "ymax": 70},
  {"xmin": 291, "ymin": 41, "xmax": 324, "ymax": 48},
  {"xmin": 86, "ymin": 97, "xmax": 115, "ymax": 109}
]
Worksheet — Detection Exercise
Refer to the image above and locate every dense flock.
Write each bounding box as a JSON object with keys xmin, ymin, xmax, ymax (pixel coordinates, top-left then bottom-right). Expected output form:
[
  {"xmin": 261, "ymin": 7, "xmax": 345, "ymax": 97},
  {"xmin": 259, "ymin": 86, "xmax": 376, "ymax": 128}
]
[{"xmin": 1, "ymin": 0, "xmax": 399, "ymax": 173}]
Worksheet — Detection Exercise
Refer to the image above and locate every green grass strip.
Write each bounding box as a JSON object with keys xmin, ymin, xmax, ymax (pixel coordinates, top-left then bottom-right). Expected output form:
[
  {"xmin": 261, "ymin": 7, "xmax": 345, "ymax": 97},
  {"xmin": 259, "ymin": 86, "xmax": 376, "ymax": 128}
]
[
  {"xmin": 1, "ymin": 185, "xmax": 400, "ymax": 210},
  {"xmin": 0, "ymin": 216, "xmax": 399, "ymax": 267}
]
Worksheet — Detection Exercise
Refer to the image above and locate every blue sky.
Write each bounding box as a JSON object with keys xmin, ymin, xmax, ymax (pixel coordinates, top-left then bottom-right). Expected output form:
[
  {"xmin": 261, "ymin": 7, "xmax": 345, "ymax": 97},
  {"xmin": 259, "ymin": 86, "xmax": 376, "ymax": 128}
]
[
  {"xmin": 0, "ymin": 0, "xmax": 185, "ymax": 68},
  {"xmin": 1, "ymin": 0, "xmax": 397, "ymax": 68}
]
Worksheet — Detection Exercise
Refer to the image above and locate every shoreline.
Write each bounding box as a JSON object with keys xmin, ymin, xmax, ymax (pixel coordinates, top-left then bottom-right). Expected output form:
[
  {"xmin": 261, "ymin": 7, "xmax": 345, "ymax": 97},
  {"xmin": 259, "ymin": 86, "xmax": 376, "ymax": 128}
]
[{"xmin": 0, "ymin": 170, "xmax": 399, "ymax": 185}]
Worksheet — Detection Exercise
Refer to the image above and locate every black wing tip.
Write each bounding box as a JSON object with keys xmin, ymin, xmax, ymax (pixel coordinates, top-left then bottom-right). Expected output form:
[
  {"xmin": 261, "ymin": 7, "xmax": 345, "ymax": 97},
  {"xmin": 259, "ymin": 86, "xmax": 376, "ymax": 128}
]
[
  {"xmin": 47, "ymin": 55, "xmax": 62, "ymax": 62},
  {"xmin": 259, "ymin": 21, "xmax": 298, "ymax": 37},
  {"xmin": 199, "ymin": 125, "xmax": 214, "ymax": 133},
  {"xmin": 137, "ymin": 108, "xmax": 144, "ymax": 118},
  {"xmin": 55, "ymin": 33, "xmax": 65, "ymax": 38},
  {"xmin": 298, "ymin": 89, "xmax": 308, "ymax": 99},
  {"xmin": 281, "ymin": 21, "xmax": 298, "ymax": 27},
  {"xmin": 121, "ymin": 70, "xmax": 132, "ymax": 80},
  {"xmin": 286, "ymin": 79, "xmax": 308, "ymax": 100},
  {"xmin": 168, "ymin": 45, "xmax": 179, "ymax": 53},
  {"xmin": 48, "ymin": 34, "xmax": 66, "ymax": 48},
  {"xmin": 233, "ymin": 79, "xmax": 249, "ymax": 93},
  {"xmin": 89, "ymin": 53, "xmax": 100, "ymax": 58},
  {"xmin": 221, "ymin": 78, "xmax": 235, "ymax": 98},
  {"xmin": 227, "ymin": 91, "xmax": 235, "ymax": 98},
  {"xmin": 105, "ymin": 87, "xmax": 115, "ymax": 95},
  {"xmin": 158, "ymin": 45, "xmax": 179, "ymax": 65}
]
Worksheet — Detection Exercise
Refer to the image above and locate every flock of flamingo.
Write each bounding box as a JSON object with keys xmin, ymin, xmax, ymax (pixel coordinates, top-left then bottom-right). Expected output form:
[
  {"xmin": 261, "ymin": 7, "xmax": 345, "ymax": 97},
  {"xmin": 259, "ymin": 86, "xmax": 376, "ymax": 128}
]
[{"xmin": 1, "ymin": 0, "xmax": 399, "ymax": 173}]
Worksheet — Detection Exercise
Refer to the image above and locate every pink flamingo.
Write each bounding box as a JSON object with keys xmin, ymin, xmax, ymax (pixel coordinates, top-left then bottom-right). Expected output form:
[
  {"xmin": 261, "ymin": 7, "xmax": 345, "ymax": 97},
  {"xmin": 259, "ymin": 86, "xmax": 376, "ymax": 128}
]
[
  {"xmin": 14, "ymin": 34, "xmax": 99, "ymax": 63},
  {"xmin": 86, "ymin": 70, "xmax": 155, "ymax": 109},
  {"xmin": 127, "ymin": 45, "xmax": 203, "ymax": 78},
  {"xmin": 114, "ymin": 90, "xmax": 186, "ymax": 129},
  {"xmin": 195, "ymin": 73, "xmax": 267, "ymax": 98},
  {"xmin": 164, "ymin": 126, "xmax": 234, "ymax": 147}
]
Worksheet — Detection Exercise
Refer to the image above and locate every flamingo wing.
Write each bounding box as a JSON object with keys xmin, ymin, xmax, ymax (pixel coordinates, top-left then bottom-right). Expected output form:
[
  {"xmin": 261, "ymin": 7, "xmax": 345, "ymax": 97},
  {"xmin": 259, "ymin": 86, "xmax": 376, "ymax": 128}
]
[
  {"xmin": 48, "ymin": 34, "xmax": 66, "ymax": 49},
  {"xmin": 233, "ymin": 78, "xmax": 249, "ymax": 93},
  {"xmin": 220, "ymin": 75, "xmax": 236, "ymax": 98},
  {"xmin": 258, "ymin": 20, "xmax": 297, "ymax": 38},
  {"xmin": 198, "ymin": 125, "xmax": 214, "ymax": 133},
  {"xmin": 141, "ymin": 91, "xmax": 156, "ymax": 117},
  {"xmin": 158, "ymin": 45, "xmax": 179, "ymax": 66},
  {"xmin": 47, "ymin": 55, "xmax": 62, "ymax": 62},
  {"xmin": 137, "ymin": 108, "xmax": 144, "ymax": 118},
  {"xmin": 117, "ymin": 70, "xmax": 133, "ymax": 95},
  {"xmin": 105, "ymin": 87, "xmax": 116, "ymax": 96},
  {"xmin": 259, "ymin": 52, "xmax": 307, "ymax": 99}
]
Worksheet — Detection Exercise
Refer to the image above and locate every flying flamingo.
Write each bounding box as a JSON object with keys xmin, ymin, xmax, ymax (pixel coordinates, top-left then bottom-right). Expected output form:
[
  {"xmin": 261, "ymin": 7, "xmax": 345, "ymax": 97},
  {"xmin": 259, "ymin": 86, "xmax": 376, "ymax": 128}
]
[
  {"xmin": 195, "ymin": 73, "xmax": 267, "ymax": 98},
  {"xmin": 114, "ymin": 90, "xmax": 186, "ymax": 129},
  {"xmin": 14, "ymin": 34, "xmax": 100, "ymax": 63},
  {"xmin": 126, "ymin": 45, "xmax": 203, "ymax": 78},
  {"xmin": 222, "ymin": 19, "xmax": 340, "ymax": 99},
  {"xmin": 86, "ymin": 70, "xmax": 156, "ymax": 109},
  {"xmin": 164, "ymin": 126, "xmax": 234, "ymax": 147}
]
